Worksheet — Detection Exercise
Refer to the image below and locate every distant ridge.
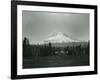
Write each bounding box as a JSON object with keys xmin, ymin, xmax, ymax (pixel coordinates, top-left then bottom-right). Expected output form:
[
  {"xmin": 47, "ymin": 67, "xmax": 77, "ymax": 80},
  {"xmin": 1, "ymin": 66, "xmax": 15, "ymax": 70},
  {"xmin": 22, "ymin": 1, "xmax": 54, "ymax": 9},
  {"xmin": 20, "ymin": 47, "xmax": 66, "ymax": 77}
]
[
  {"xmin": 31, "ymin": 32, "xmax": 89, "ymax": 45},
  {"xmin": 44, "ymin": 32, "xmax": 80, "ymax": 43}
]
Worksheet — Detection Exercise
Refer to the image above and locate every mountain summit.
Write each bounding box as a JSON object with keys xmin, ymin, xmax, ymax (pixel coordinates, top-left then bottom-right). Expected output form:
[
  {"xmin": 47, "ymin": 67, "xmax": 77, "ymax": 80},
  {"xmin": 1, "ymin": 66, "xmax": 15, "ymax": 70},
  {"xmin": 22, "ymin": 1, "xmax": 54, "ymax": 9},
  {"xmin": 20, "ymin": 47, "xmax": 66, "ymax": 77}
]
[{"xmin": 44, "ymin": 32, "xmax": 78, "ymax": 43}]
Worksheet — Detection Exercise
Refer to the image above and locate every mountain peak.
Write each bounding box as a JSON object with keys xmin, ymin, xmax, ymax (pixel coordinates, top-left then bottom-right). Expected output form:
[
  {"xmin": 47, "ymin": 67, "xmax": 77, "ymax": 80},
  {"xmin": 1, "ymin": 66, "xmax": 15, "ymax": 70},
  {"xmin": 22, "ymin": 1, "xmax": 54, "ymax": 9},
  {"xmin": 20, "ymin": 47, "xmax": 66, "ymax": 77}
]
[{"xmin": 44, "ymin": 32, "xmax": 77, "ymax": 43}]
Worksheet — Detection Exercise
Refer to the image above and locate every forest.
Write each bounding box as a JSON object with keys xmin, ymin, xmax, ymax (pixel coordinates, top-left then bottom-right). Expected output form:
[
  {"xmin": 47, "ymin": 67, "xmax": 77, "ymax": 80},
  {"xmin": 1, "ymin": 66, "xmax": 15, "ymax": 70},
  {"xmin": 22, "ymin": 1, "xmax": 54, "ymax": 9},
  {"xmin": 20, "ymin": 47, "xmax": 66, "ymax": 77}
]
[{"xmin": 23, "ymin": 37, "xmax": 89, "ymax": 59}]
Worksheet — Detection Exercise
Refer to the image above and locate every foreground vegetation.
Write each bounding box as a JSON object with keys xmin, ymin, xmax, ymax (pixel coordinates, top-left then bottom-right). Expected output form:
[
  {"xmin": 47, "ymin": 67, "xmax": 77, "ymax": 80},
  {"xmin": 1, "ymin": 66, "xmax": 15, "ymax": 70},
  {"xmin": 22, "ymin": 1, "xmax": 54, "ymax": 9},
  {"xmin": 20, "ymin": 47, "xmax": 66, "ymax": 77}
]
[{"xmin": 23, "ymin": 37, "xmax": 89, "ymax": 68}]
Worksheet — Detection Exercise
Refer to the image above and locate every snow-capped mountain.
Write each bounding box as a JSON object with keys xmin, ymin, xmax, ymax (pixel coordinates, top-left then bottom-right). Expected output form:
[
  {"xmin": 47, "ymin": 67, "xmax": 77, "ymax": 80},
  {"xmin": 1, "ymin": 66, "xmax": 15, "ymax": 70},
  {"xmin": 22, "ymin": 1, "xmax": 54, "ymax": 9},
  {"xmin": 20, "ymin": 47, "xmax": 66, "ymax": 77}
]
[
  {"xmin": 32, "ymin": 32, "xmax": 88, "ymax": 47},
  {"xmin": 44, "ymin": 32, "xmax": 78, "ymax": 43}
]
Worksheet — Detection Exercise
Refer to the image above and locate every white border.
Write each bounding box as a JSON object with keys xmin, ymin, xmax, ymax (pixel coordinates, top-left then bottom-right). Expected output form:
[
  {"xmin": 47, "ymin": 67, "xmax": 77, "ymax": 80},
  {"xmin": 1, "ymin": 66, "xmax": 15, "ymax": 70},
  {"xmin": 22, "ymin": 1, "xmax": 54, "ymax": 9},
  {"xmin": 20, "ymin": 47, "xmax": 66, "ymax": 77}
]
[{"xmin": 17, "ymin": 5, "xmax": 94, "ymax": 75}]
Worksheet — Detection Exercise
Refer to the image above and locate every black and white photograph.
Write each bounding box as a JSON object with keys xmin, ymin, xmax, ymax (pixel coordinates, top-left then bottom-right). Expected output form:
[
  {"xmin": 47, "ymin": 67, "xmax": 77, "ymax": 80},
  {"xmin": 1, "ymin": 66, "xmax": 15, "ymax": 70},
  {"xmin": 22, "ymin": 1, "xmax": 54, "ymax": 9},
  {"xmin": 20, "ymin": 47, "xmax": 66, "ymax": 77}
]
[
  {"xmin": 11, "ymin": 1, "xmax": 97, "ymax": 79},
  {"xmin": 22, "ymin": 11, "xmax": 90, "ymax": 69}
]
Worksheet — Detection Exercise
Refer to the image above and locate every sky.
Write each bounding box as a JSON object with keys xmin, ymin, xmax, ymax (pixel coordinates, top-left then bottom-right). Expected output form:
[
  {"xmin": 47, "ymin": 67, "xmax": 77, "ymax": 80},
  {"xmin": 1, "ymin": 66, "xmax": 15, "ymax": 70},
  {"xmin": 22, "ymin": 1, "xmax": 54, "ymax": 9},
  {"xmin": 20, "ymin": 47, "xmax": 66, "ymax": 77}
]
[{"xmin": 22, "ymin": 10, "xmax": 90, "ymax": 44}]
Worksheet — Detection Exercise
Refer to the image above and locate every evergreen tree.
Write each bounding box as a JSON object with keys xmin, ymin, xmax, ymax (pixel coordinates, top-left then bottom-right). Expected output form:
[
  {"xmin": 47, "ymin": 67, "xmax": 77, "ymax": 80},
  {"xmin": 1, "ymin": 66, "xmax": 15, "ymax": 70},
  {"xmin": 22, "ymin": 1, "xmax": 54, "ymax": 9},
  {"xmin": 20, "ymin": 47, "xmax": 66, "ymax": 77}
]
[{"xmin": 23, "ymin": 37, "xmax": 32, "ymax": 58}]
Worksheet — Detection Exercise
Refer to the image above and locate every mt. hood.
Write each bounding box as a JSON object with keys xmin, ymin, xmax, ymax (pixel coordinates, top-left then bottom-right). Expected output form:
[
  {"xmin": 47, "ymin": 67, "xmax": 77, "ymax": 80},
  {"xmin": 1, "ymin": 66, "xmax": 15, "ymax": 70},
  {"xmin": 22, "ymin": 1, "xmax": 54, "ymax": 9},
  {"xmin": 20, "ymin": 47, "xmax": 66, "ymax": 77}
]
[{"xmin": 44, "ymin": 32, "xmax": 78, "ymax": 43}]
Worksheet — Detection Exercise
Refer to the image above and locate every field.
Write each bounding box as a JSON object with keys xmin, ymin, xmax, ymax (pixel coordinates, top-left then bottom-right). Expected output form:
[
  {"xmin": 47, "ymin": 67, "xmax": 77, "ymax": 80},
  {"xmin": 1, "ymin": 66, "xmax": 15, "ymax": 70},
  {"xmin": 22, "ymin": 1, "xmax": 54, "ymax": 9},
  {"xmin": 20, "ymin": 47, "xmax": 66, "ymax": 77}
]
[{"xmin": 23, "ymin": 53, "xmax": 89, "ymax": 68}]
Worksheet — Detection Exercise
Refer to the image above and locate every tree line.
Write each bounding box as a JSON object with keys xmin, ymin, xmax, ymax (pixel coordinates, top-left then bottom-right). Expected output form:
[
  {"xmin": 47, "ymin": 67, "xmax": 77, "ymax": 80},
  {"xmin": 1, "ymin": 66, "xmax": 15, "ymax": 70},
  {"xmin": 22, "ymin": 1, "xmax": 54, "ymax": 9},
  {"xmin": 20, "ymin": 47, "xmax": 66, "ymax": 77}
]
[{"xmin": 23, "ymin": 37, "xmax": 89, "ymax": 58}]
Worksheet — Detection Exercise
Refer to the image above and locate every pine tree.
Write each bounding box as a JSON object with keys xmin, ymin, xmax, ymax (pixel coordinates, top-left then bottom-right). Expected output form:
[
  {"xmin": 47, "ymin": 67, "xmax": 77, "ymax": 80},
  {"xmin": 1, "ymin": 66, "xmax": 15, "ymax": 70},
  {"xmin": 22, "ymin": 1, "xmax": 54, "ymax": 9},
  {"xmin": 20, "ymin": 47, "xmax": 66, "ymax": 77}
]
[{"xmin": 23, "ymin": 37, "xmax": 32, "ymax": 58}]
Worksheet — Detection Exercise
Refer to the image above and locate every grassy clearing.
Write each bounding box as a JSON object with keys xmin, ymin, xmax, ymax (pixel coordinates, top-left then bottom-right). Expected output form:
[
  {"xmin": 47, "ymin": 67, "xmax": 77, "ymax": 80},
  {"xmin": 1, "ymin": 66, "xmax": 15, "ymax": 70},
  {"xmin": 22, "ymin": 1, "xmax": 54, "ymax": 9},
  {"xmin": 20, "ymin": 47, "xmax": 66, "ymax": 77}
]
[{"xmin": 23, "ymin": 54, "xmax": 89, "ymax": 69}]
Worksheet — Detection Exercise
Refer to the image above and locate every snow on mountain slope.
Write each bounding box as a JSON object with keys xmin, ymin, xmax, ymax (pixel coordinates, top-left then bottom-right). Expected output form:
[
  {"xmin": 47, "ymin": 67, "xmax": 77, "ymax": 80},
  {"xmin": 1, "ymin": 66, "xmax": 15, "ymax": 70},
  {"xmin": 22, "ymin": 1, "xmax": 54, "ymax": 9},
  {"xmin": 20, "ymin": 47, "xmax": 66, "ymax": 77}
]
[{"xmin": 44, "ymin": 32, "xmax": 78, "ymax": 43}]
